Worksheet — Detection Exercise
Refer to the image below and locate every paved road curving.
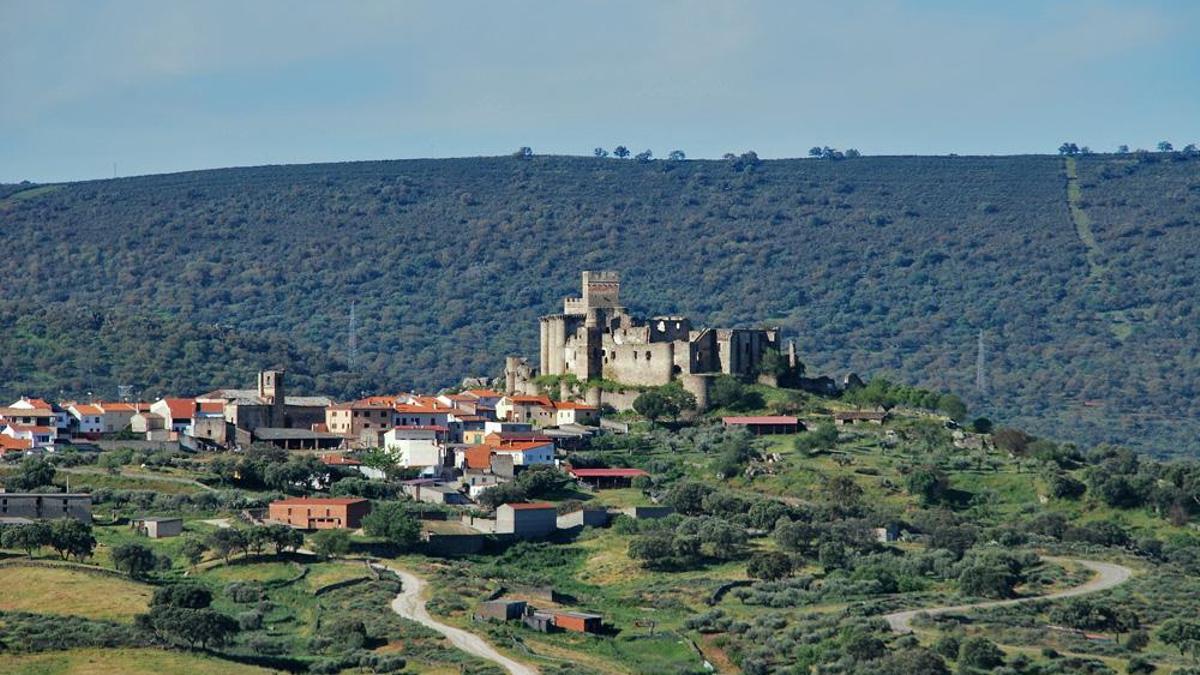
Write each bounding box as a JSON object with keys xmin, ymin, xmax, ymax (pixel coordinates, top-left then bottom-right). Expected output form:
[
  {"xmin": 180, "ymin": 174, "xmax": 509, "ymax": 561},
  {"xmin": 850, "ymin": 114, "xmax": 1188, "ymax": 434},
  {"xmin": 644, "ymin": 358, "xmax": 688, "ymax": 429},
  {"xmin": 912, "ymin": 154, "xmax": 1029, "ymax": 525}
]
[
  {"xmin": 373, "ymin": 563, "xmax": 539, "ymax": 675},
  {"xmin": 883, "ymin": 557, "xmax": 1134, "ymax": 633}
]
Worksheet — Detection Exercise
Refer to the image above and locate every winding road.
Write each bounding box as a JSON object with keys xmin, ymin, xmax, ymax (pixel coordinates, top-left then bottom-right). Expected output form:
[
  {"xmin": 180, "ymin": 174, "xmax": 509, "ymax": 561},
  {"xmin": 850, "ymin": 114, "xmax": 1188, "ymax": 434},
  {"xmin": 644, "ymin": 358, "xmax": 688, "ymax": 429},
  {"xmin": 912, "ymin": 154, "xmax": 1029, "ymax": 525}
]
[
  {"xmin": 883, "ymin": 557, "xmax": 1134, "ymax": 633},
  {"xmin": 372, "ymin": 562, "xmax": 539, "ymax": 675}
]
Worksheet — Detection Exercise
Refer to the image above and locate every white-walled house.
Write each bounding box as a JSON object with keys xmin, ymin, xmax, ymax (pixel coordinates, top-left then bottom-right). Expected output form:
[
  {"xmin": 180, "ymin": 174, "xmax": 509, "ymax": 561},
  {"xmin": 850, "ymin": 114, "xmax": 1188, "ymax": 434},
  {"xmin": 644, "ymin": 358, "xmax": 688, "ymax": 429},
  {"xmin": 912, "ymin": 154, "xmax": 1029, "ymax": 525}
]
[
  {"xmin": 492, "ymin": 440, "xmax": 555, "ymax": 467},
  {"xmin": 150, "ymin": 398, "xmax": 196, "ymax": 434},
  {"xmin": 384, "ymin": 426, "xmax": 445, "ymax": 468},
  {"xmin": 68, "ymin": 404, "xmax": 105, "ymax": 435},
  {"xmin": 2, "ymin": 424, "xmax": 56, "ymax": 448}
]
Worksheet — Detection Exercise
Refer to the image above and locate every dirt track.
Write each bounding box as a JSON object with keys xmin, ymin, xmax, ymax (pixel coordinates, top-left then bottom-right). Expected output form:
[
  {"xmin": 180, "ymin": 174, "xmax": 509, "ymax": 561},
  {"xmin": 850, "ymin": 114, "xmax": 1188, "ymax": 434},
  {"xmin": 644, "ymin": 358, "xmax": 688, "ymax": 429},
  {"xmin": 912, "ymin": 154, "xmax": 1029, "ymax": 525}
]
[{"xmin": 883, "ymin": 557, "xmax": 1133, "ymax": 633}]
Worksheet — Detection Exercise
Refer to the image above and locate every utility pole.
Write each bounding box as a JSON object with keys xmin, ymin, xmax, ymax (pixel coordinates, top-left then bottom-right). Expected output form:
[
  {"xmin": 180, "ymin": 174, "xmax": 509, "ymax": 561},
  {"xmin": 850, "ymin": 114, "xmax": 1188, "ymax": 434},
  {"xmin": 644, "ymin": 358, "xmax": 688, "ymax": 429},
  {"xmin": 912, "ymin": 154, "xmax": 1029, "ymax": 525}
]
[
  {"xmin": 975, "ymin": 329, "xmax": 987, "ymax": 395},
  {"xmin": 348, "ymin": 301, "xmax": 358, "ymax": 372}
]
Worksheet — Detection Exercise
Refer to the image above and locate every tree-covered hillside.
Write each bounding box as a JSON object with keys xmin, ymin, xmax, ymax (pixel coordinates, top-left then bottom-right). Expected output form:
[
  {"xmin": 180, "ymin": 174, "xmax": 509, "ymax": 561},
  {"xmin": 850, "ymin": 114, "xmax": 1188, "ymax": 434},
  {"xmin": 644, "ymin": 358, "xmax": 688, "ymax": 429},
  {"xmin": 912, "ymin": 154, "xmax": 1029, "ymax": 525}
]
[{"xmin": 1, "ymin": 153, "xmax": 1197, "ymax": 455}]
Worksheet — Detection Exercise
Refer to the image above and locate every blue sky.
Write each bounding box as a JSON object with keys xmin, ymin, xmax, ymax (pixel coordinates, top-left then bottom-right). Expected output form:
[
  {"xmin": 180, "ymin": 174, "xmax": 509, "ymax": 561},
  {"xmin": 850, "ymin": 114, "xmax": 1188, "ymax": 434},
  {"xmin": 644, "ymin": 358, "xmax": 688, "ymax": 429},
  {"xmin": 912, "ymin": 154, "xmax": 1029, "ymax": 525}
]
[{"xmin": 2, "ymin": 0, "xmax": 1198, "ymax": 182}]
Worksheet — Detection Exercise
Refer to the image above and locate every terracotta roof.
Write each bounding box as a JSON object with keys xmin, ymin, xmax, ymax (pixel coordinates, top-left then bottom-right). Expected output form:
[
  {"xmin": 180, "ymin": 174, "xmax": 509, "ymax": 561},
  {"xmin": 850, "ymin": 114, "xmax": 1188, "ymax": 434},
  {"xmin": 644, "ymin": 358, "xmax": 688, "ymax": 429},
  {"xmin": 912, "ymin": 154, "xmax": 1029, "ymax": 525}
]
[
  {"xmin": 71, "ymin": 404, "xmax": 104, "ymax": 415},
  {"xmin": 320, "ymin": 454, "xmax": 362, "ymax": 466},
  {"xmin": 159, "ymin": 398, "xmax": 197, "ymax": 420},
  {"xmin": 492, "ymin": 441, "xmax": 553, "ymax": 453},
  {"xmin": 465, "ymin": 445, "xmax": 494, "ymax": 470},
  {"xmin": 568, "ymin": 468, "xmax": 648, "ymax": 478},
  {"xmin": 0, "ymin": 407, "xmax": 54, "ymax": 418},
  {"xmin": 553, "ymin": 401, "xmax": 598, "ymax": 411},
  {"xmin": 100, "ymin": 402, "xmax": 149, "ymax": 412},
  {"xmin": 504, "ymin": 502, "xmax": 555, "ymax": 510},
  {"xmin": 270, "ymin": 497, "xmax": 368, "ymax": 506},
  {"xmin": 197, "ymin": 401, "xmax": 224, "ymax": 414},
  {"xmin": 393, "ymin": 404, "xmax": 452, "ymax": 415},
  {"xmin": 722, "ymin": 416, "xmax": 799, "ymax": 425},
  {"xmin": 464, "ymin": 389, "xmax": 503, "ymax": 398},
  {"xmin": 506, "ymin": 395, "xmax": 553, "ymax": 406},
  {"xmin": 0, "ymin": 436, "xmax": 33, "ymax": 450}
]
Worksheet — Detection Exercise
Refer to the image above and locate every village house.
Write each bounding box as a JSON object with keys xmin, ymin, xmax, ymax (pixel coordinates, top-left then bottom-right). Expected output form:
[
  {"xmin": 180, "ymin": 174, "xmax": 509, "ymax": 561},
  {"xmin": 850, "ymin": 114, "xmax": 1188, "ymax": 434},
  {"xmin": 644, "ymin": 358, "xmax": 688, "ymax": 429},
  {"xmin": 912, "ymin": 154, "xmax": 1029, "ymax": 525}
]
[
  {"xmin": 496, "ymin": 502, "xmax": 557, "ymax": 538},
  {"xmin": 552, "ymin": 400, "xmax": 600, "ymax": 426},
  {"xmin": 722, "ymin": 415, "xmax": 803, "ymax": 435},
  {"xmin": 402, "ymin": 479, "xmax": 470, "ymax": 505},
  {"xmin": 489, "ymin": 440, "xmax": 555, "ymax": 467},
  {"xmin": 384, "ymin": 426, "xmax": 446, "ymax": 469},
  {"xmin": 130, "ymin": 411, "xmax": 167, "ymax": 438},
  {"xmin": 476, "ymin": 599, "xmax": 528, "ymax": 622},
  {"xmin": 132, "ymin": 516, "xmax": 183, "ymax": 539},
  {"xmin": 463, "ymin": 421, "xmax": 533, "ymax": 445},
  {"xmin": 325, "ymin": 399, "xmax": 397, "ymax": 442},
  {"xmin": 2, "ymin": 423, "xmax": 56, "ymax": 448},
  {"xmin": 68, "ymin": 403, "xmax": 105, "ymax": 436},
  {"xmin": 150, "ymin": 398, "xmax": 199, "ymax": 435},
  {"xmin": 393, "ymin": 403, "xmax": 453, "ymax": 428},
  {"xmin": 96, "ymin": 402, "xmax": 148, "ymax": 433},
  {"xmin": 496, "ymin": 395, "xmax": 556, "ymax": 426},
  {"xmin": 0, "ymin": 434, "xmax": 33, "ymax": 456},
  {"xmin": 0, "ymin": 493, "xmax": 92, "ymax": 523},
  {"xmin": 268, "ymin": 496, "xmax": 370, "ymax": 530},
  {"xmin": 5, "ymin": 398, "xmax": 69, "ymax": 434}
]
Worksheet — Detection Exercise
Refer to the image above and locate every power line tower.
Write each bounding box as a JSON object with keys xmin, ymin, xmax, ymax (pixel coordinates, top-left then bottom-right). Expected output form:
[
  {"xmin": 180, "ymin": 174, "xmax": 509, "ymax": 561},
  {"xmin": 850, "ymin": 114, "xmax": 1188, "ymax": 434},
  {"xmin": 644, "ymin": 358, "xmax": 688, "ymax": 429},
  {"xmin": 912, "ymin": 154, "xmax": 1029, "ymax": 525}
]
[
  {"xmin": 117, "ymin": 384, "xmax": 133, "ymax": 402},
  {"xmin": 975, "ymin": 329, "xmax": 987, "ymax": 395},
  {"xmin": 348, "ymin": 301, "xmax": 358, "ymax": 372}
]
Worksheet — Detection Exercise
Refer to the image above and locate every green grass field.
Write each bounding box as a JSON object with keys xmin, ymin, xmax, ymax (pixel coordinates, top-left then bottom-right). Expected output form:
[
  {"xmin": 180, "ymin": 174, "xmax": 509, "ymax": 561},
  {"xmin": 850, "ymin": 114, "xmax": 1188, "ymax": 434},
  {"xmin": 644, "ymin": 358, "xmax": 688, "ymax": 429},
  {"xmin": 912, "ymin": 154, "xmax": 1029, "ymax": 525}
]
[
  {"xmin": 1, "ymin": 647, "xmax": 271, "ymax": 674},
  {"xmin": 0, "ymin": 565, "xmax": 152, "ymax": 622}
]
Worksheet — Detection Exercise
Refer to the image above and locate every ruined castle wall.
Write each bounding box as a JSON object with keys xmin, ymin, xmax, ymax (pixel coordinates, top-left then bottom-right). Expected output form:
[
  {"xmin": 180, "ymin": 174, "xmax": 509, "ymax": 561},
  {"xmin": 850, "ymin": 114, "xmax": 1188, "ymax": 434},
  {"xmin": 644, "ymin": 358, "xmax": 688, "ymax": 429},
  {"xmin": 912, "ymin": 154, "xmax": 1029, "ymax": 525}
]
[{"xmin": 601, "ymin": 340, "xmax": 675, "ymax": 387}]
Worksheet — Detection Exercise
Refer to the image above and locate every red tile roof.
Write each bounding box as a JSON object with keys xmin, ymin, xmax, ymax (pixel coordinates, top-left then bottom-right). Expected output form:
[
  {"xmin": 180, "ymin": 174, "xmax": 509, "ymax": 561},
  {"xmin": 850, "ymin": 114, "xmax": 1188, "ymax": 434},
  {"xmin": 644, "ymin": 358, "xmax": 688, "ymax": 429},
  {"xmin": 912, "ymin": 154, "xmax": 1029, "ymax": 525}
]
[
  {"xmin": 393, "ymin": 404, "xmax": 452, "ymax": 415},
  {"xmin": 568, "ymin": 468, "xmax": 649, "ymax": 478},
  {"xmin": 197, "ymin": 401, "xmax": 224, "ymax": 414},
  {"xmin": 553, "ymin": 401, "xmax": 598, "ymax": 411},
  {"xmin": 160, "ymin": 398, "xmax": 197, "ymax": 420},
  {"xmin": 321, "ymin": 454, "xmax": 362, "ymax": 466},
  {"xmin": 0, "ymin": 436, "xmax": 33, "ymax": 450},
  {"xmin": 464, "ymin": 389, "xmax": 503, "ymax": 398},
  {"xmin": 722, "ymin": 416, "xmax": 800, "ymax": 425},
  {"xmin": 504, "ymin": 502, "xmax": 555, "ymax": 510},
  {"xmin": 492, "ymin": 441, "xmax": 553, "ymax": 453},
  {"xmin": 464, "ymin": 445, "xmax": 494, "ymax": 470},
  {"xmin": 71, "ymin": 404, "xmax": 104, "ymax": 415},
  {"xmin": 507, "ymin": 395, "xmax": 553, "ymax": 406}
]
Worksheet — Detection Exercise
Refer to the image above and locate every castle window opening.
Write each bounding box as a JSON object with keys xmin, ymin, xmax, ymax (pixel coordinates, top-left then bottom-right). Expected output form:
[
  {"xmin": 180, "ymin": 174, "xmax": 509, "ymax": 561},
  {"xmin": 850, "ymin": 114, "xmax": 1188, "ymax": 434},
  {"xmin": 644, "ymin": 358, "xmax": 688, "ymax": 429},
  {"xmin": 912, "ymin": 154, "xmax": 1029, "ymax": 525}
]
[{"xmin": 645, "ymin": 351, "xmax": 651, "ymax": 361}]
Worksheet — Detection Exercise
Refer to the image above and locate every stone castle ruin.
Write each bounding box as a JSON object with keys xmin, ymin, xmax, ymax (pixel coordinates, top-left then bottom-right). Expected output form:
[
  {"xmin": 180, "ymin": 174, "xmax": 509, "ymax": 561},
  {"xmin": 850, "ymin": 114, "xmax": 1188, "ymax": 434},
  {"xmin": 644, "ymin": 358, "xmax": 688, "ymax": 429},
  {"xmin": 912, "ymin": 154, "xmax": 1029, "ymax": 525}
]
[{"xmin": 507, "ymin": 271, "xmax": 782, "ymax": 409}]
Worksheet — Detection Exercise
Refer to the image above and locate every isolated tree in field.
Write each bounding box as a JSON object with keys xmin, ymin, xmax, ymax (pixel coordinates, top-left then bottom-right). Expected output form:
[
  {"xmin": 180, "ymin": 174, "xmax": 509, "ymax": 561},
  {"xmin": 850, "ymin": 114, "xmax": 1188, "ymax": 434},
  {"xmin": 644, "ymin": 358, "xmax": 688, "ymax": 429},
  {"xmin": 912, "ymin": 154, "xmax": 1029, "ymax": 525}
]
[
  {"xmin": 7, "ymin": 457, "xmax": 56, "ymax": 490},
  {"xmin": 1156, "ymin": 618, "xmax": 1200, "ymax": 655},
  {"xmin": 747, "ymin": 551, "xmax": 793, "ymax": 580},
  {"xmin": 363, "ymin": 501, "xmax": 421, "ymax": 551},
  {"xmin": 206, "ymin": 528, "xmax": 247, "ymax": 563},
  {"xmin": 905, "ymin": 465, "xmax": 949, "ymax": 505},
  {"xmin": 969, "ymin": 417, "xmax": 993, "ymax": 434},
  {"xmin": 809, "ymin": 146, "xmax": 823, "ymax": 157},
  {"xmin": 513, "ymin": 146, "xmax": 533, "ymax": 158},
  {"xmin": 613, "ymin": 145, "xmax": 630, "ymax": 158},
  {"xmin": 593, "ymin": 147, "xmax": 608, "ymax": 158},
  {"xmin": 936, "ymin": 393, "xmax": 968, "ymax": 422},
  {"xmin": 1058, "ymin": 142, "xmax": 1080, "ymax": 155},
  {"xmin": 668, "ymin": 150, "xmax": 686, "ymax": 161},
  {"xmin": 312, "ymin": 528, "xmax": 351, "ymax": 559},
  {"xmin": 1157, "ymin": 141, "xmax": 1173, "ymax": 152},
  {"xmin": 48, "ymin": 518, "xmax": 95, "ymax": 561},
  {"xmin": 112, "ymin": 542, "xmax": 158, "ymax": 579},
  {"xmin": 180, "ymin": 537, "xmax": 207, "ymax": 568},
  {"xmin": 1117, "ymin": 144, "xmax": 1130, "ymax": 153},
  {"xmin": 844, "ymin": 148, "xmax": 861, "ymax": 158},
  {"xmin": 1, "ymin": 521, "xmax": 50, "ymax": 557},
  {"xmin": 659, "ymin": 382, "xmax": 697, "ymax": 419},
  {"xmin": 633, "ymin": 389, "xmax": 673, "ymax": 425},
  {"xmin": 152, "ymin": 583, "xmax": 213, "ymax": 609},
  {"xmin": 265, "ymin": 523, "xmax": 303, "ymax": 555},
  {"xmin": 958, "ymin": 637, "xmax": 1004, "ymax": 670},
  {"xmin": 634, "ymin": 149, "xmax": 653, "ymax": 162}
]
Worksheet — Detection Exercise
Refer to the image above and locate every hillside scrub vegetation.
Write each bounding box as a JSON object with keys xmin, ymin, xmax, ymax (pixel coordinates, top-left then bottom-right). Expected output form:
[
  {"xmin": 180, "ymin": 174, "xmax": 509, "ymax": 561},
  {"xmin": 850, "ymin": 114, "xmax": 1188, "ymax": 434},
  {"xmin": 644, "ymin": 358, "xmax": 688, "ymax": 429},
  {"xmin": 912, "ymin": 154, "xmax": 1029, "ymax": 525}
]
[{"xmin": 3, "ymin": 152, "xmax": 1200, "ymax": 454}]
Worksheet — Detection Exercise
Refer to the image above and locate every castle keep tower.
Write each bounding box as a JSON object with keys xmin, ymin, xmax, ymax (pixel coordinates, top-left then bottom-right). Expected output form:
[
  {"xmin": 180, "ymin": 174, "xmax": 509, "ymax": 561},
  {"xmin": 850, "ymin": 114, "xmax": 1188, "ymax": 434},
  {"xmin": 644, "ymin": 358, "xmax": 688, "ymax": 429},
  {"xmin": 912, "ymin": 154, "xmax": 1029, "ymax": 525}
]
[{"xmin": 535, "ymin": 271, "xmax": 781, "ymax": 388}]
